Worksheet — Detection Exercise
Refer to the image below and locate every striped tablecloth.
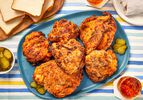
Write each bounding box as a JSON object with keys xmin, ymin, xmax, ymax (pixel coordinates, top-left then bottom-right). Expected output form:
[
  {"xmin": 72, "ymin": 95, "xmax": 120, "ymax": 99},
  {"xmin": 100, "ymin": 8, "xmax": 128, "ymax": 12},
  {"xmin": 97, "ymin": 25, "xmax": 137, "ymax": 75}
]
[{"xmin": 0, "ymin": 0, "xmax": 143, "ymax": 100}]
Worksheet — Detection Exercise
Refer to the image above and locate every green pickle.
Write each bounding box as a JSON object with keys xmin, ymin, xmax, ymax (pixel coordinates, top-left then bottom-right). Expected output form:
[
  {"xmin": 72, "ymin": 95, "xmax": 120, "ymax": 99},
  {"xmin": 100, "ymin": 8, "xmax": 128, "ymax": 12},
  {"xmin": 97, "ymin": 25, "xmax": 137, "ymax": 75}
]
[
  {"xmin": 0, "ymin": 52, "xmax": 3, "ymax": 58},
  {"xmin": 0, "ymin": 57, "xmax": 10, "ymax": 69},
  {"xmin": 4, "ymin": 49, "xmax": 12, "ymax": 59},
  {"xmin": 0, "ymin": 48, "xmax": 13, "ymax": 71},
  {"xmin": 115, "ymin": 38, "xmax": 126, "ymax": 45},
  {"xmin": 113, "ymin": 44, "xmax": 121, "ymax": 50},
  {"xmin": 30, "ymin": 81, "xmax": 46, "ymax": 95},
  {"xmin": 113, "ymin": 38, "xmax": 127, "ymax": 55},
  {"xmin": 30, "ymin": 81, "xmax": 37, "ymax": 88},
  {"xmin": 36, "ymin": 87, "xmax": 46, "ymax": 95},
  {"xmin": 117, "ymin": 47, "xmax": 125, "ymax": 54},
  {"xmin": 121, "ymin": 45, "xmax": 127, "ymax": 50}
]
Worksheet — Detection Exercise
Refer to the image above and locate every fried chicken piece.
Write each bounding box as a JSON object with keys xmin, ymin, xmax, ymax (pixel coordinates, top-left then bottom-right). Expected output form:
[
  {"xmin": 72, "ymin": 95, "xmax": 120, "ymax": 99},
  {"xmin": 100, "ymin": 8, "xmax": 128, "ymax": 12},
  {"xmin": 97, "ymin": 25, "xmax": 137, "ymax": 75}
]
[
  {"xmin": 51, "ymin": 39, "xmax": 85, "ymax": 75},
  {"xmin": 33, "ymin": 62, "xmax": 47, "ymax": 86},
  {"xmin": 43, "ymin": 60, "xmax": 83, "ymax": 98},
  {"xmin": 97, "ymin": 12, "xmax": 117, "ymax": 50},
  {"xmin": 85, "ymin": 50, "xmax": 117, "ymax": 82},
  {"xmin": 80, "ymin": 12, "xmax": 116, "ymax": 54},
  {"xmin": 80, "ymin": 15, "xmax": 104, "ymax": 54},
  {"xmin": 48, "ymin": 19, "xmax": 80, "ymax": 43},
  {"xmin": 22, "ymin": 31, "xmax": 51, "ymax": 63}
]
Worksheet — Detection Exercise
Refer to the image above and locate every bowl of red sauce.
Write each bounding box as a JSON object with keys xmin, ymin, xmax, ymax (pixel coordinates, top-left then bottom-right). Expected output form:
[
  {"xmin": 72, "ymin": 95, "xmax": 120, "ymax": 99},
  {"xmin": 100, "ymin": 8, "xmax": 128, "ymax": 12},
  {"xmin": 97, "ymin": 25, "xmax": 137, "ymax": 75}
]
[
  {"xmin": 87, "ymin": 0, "xmax": 103, "ymax": 5},
  {"xmin": 113, "ymin": 76, "xmax": 142, "ymax": 99},
  {"xmin": 86, "ymin": 0, "xmax": 109, "ymax": 8}
]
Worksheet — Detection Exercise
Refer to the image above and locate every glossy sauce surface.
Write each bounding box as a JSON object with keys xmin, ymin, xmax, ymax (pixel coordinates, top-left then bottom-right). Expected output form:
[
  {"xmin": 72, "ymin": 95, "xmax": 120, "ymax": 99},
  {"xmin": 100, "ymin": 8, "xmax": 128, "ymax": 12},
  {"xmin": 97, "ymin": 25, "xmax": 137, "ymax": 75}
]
[
  {"xmin": 87, "ymin": 0, "xmax": 103, "ymax": 5},
  {"xmin": 118, "ymin": 77, "xmax": 142, "ymax": 98}
]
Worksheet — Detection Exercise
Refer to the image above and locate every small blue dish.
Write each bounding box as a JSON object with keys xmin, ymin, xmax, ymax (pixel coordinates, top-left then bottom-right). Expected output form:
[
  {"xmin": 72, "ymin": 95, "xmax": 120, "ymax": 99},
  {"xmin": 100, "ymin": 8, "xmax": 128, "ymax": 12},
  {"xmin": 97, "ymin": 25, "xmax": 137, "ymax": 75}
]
[{"xmin": 17, "ymin": 10, "xmax": 130, "ymax": 99}]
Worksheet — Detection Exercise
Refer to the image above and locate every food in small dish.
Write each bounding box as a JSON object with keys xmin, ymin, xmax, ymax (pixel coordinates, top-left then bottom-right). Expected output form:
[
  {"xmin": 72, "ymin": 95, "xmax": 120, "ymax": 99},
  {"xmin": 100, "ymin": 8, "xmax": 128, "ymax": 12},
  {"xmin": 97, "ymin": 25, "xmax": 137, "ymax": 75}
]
[
  {"xmin": 87, "ymin": 0, "xmax": 103, "ymax": 5},
  {"xmin": 114, "ymin": 76, "xmax": 142, "ymax": 99},
  {"xmin": 43, "ymin": 60, "xmax": 83, "ymax": 98},
  {"xmin": 48, "ymin": 19, "xmax": 80, "ymax": 43},
  {"xmin": 86, "ymin": 0, "xmax": 109, "ymax": 8},
  {"xmin": 22, "ymin": 31, "xmax": 51, "ymax": 63},
  {"xmin": 118, "ymin": 76, "xmax": 142, "ymax": 98},
  {"xmin": 80, "ymin": 12, "xmax": 116, "ymax": 54},
  {"xmin": 51, "ymin": 39, "xmax": 85, "ymax": 75},
  {"xmin": 113, "ymin": 38, "xmax": 127, "ymax": 54},
  {"xmin": 0, "ymin": 47, "xmax": 15, "ymax": 73},
  {"xmin": 85, "ymin": 50, "xmax": 117, "ymax": 82}
]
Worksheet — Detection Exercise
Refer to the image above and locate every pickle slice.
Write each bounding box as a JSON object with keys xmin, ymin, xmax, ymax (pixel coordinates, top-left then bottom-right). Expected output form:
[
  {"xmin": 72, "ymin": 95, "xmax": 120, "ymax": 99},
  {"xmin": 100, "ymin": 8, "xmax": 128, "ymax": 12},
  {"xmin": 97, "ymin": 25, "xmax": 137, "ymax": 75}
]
[
  {"xmin": 117, "ymin": 45, "xmax": 127, "ymax": 55},
  {"xmin": 116, "ymin": 38, "xmax": 126, "ymax": 45},
  {"xmin": 30, "ymin": 81, "xmax": 37, "ymax": 88},
  {"xmin": 4, "ymin": 49, "xmax": 12, "ymax": 59},
  {"xmin": 0, "ymin": 57, "xmax": 10, "ymax": 69},
  {"xmin": 36, "ymin": 87, "xmax": 46, "ymax": 95},
  {"xmin": 0, "ymin": 52, "xmax": 3, "ymax": 58}
]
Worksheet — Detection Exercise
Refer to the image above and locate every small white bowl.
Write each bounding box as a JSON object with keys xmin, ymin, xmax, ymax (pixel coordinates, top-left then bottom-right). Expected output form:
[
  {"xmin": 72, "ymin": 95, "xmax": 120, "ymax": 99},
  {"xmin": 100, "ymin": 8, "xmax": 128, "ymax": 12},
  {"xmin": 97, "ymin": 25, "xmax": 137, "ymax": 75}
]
[
  {"xmin": 0, "ymin": 46, "xmax": 15, "ymax": 74},
  {"xmin": 113, "ymin": 75, "xmax": 142, "ymax": 100},
  {"xmin": 113, "ymin": 0, "xmax": 143, "ymax": 26}
]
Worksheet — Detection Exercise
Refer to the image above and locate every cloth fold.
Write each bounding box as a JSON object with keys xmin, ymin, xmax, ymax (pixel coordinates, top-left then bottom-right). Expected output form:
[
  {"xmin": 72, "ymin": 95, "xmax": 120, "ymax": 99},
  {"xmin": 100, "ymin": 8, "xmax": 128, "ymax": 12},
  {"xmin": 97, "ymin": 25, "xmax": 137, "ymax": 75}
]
[{"xmin": 120, "ymin": 0, "xmax": 143, "ymax": 16}]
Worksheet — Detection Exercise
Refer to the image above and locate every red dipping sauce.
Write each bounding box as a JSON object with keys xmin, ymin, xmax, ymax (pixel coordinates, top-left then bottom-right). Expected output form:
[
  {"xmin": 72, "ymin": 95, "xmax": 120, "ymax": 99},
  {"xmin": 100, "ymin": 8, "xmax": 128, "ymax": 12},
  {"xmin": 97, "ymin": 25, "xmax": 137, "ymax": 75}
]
[
  {"xmin": 87, "ymin": 0, "xmax": 103, "ymax": 5},
  {"xmin": 117, "ymin": 76, "xmax": 142, "ymax": 98}
]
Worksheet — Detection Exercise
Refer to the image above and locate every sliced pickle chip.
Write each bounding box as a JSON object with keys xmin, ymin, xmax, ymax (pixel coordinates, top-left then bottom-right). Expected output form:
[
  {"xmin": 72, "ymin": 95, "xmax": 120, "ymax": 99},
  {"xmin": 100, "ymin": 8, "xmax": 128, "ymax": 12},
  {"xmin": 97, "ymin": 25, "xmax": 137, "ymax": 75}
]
[
  {"xmin": 36, "ymin": 87, "xmax": 46, "ymax": 95},
  {"xmin": 0, "ymin": 52, "xmax": 4, "ymax": 58},
  {"xmin": 0, "ymin": 57, "xmax": 10, "ymax": 69},
  {"xmin": 4, "ymin": 49, "xmax": 12, "ymax": 59},
  {"xmin": 30, "ymin": 81, "xmax": 37, "ymax": 88},
  {"xmin": 115, "ymin": 38, "xmax": 126, "ymax": 45},
  {"xmin": 113, "ymin": 38, "xmax": 127, "ymax": 55}
]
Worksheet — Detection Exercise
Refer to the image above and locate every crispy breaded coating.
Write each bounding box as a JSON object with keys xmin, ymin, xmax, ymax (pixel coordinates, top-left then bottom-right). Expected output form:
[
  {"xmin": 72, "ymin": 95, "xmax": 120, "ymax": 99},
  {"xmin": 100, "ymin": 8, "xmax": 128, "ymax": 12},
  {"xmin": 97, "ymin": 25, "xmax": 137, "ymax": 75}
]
[
  {"xmin": 51, "ymin": 39, "xmax": 85, "ymax": 75},
  {"xmin": 43, "ymin": 60, "xmax": 83, "ymax": 98},
  {"xmin": 97, "ymin": 12, "xmax": 116, "ymax": 50},
  {"xmin": 80, "ymin": 12, "xmax": 116, "ymax": 54},
  {"xmin": 85, "ymin": 50, "xmax": 117, "ymax": 82},
  {"xmin": 80, "ymin": 15, "xmax": 104, "ymax": 54},
  {"xmin": 33, "ymin": 63, "xmax": 47, "ymax": 86},
  {"xmin": 48, "ymin": 19, "xmax": 80, "ymax": 43},
  {"xmin": 22, "ymin": 31, "xmax": 51, "ymax": 63}
]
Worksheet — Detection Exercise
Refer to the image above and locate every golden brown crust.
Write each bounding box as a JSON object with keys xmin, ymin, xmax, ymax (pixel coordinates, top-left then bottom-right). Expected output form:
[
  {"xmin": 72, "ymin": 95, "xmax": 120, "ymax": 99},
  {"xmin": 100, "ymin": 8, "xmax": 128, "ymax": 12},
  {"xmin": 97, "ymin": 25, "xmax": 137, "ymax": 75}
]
[
  {"xmin": 85, "ymin": 49, "xmax": 117, "ymax": 82},
  {"xmin": 43, "ymin": 60, "xmax": 83, "ymax": 98},
  {"xmin": 48, "ymin": 19, "xmax": 80, "ymax": 43},
  {"xmin": 80, "ymin": 12, "xmax": 116, "ymax": 54},
  {"xmin": 22, "ymin": 31, "xmax": 51, "ymax": 63},
  {"xmin": 97, "ymin": 12, "xmax": 117, "ymax": 50},
  {"xmin": 51, "ymin": 39, "xmax": 85, "ymax": 75},
  {"xmin": 33, "ymin": 62, "xmax": 47, "ymax": 86},
  {"xmin": 80, "ymin": 15, "xmax": 104, "ymax": 54}
]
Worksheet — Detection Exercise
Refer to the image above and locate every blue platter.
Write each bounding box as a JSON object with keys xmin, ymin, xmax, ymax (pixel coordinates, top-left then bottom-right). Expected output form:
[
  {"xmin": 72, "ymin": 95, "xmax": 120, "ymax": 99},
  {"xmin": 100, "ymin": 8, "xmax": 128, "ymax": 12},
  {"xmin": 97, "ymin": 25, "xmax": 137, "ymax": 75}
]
[{"xmin": 17, "ymin": 10, "xmax": 130, "ymax": 99}]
